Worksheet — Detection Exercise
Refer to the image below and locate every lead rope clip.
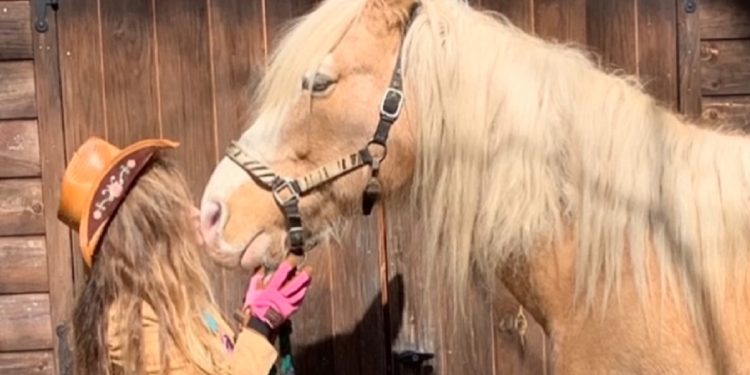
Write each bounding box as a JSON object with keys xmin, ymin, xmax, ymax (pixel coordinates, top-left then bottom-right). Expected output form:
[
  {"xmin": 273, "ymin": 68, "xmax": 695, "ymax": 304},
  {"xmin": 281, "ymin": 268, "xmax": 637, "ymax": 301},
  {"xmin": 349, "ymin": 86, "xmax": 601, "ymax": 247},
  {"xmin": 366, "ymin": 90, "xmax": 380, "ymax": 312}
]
[{"xmin": 362, "ymin": 158, "xmax": 382, "ymax": 215}]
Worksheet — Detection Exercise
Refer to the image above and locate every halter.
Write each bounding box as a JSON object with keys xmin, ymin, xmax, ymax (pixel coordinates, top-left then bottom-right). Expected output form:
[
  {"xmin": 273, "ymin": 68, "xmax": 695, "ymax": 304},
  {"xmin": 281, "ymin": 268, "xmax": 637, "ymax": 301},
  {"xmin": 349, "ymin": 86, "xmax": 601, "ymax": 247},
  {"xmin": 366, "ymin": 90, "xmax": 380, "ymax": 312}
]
[{"xmin": 226, "ymin": 6, "xmax": 419, "ymax": 257}]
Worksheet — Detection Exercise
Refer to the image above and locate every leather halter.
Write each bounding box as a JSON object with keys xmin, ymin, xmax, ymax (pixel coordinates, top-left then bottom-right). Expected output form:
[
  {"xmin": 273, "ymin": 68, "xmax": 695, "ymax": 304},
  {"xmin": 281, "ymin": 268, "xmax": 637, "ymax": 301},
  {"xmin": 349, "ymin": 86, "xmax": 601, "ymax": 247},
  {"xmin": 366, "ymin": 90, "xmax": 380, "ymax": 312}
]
[{"xmin": 226, "ymin": 6, "xmax": 419, "ymax": 256}]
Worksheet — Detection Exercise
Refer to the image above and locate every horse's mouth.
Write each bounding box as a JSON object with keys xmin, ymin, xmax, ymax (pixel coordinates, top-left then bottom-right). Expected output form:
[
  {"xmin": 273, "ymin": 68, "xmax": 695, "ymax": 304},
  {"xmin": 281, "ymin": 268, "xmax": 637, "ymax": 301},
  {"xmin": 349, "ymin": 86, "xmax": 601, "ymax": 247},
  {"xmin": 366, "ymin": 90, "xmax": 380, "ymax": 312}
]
[{"xmin": 238, "ymin": 231, "xmax": 273, "ymax": 270}]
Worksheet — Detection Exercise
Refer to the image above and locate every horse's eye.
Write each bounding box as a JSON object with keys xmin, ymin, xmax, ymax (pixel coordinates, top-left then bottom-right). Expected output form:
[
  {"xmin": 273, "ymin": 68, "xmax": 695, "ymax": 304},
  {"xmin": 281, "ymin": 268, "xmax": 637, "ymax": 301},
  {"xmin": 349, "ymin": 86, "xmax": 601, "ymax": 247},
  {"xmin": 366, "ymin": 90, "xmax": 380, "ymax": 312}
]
[{"xmin": 302, "ymin": 73, "xmax": 336, "ymax": 94}]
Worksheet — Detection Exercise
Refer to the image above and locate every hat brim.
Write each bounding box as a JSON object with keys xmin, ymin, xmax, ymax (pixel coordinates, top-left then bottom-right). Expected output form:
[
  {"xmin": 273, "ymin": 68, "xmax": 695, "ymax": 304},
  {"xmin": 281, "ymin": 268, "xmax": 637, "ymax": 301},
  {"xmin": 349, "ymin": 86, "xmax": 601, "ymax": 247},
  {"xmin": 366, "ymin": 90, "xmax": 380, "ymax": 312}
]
[{"xmin": 78, "ymin": 138, "xmax": 178, "ymax": 266}]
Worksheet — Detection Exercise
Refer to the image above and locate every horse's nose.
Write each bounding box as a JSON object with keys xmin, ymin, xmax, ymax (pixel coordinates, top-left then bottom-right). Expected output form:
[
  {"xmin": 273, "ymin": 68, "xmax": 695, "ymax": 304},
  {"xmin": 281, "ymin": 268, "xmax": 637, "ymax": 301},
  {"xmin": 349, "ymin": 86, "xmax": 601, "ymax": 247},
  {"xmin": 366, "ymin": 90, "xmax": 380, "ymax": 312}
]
[{"xmin": 200, "ymin": 200, "xmax": 224, "ymax": 244}]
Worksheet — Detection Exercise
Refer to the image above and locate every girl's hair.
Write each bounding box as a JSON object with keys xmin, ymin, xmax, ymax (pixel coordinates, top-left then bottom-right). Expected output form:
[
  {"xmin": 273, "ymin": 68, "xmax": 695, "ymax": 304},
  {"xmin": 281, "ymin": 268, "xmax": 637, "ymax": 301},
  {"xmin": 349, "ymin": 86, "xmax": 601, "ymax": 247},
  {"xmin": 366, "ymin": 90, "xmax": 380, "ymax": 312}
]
[{"xmin": 73, "ymin": 155, "xmax": 221, "ymax": 374}]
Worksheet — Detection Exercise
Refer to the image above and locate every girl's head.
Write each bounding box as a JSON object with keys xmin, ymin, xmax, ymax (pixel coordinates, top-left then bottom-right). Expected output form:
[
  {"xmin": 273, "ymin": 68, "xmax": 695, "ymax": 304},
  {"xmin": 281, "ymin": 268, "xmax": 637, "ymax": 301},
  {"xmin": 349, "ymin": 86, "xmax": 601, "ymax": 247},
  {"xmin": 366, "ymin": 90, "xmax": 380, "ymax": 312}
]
[{"xmin": 59, "ymin": 138, "xmax": 220, "ymax": 374}]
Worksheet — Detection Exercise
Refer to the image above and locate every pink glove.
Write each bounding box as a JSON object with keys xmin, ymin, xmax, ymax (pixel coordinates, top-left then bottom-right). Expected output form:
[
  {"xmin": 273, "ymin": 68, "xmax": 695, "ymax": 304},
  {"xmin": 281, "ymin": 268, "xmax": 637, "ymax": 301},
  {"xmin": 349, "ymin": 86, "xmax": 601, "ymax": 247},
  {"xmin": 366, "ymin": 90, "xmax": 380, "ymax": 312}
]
[{"xmin": 244, "ymin": 261, "xmax": 311, "ymax": 329}]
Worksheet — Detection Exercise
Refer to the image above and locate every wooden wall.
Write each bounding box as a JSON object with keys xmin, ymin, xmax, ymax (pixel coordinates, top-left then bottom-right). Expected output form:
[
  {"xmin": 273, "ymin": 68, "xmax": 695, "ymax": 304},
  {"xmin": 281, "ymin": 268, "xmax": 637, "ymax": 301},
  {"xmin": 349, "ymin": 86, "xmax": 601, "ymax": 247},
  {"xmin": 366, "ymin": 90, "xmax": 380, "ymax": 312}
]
[
  {"xmin": 1, "ymin": 0, "xmax": 748, "ymax": 374},
  {"xmin": 698, "ymin": 0, "xmax": 750, "ymax": 131},
  {"xmin": 0, "ymin": 0, "xmax": 71, "ymax": 374}
]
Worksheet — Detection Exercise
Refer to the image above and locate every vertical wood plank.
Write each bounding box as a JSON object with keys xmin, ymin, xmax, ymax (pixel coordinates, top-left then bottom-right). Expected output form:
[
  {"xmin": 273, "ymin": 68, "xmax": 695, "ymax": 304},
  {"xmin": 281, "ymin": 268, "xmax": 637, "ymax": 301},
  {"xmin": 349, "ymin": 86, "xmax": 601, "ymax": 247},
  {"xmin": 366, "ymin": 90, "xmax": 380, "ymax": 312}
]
[
  {"xmin": 208, "ymin": 0, "xmax": 266, "ymax": 317},
  {"xmin": 287, "ymin": 248, "xmax": 335, "ymax": 374},
  {"xmin": 534, "ymin": 0, "xmax": 587, "ymax": 44},
  {"xmin": 637, "ymin": 0, "xmax": 678, "ymax": 108},
  {"xmin": 478, "ymin": 0, "xmax": 534, "ymax": 31},
  {"xmin": 328, "ymin": 216, "xmax": 388, "ymax": 375},
  {"xmin": 154, "ymin": 0, "xmax": 225, "ymax": 308},
  {"xmin": 264, "ymin": 0, "xmax": 321, "ymax": 47},
  {"xmin": 386, "ymin": 200, "xmax": 439, "ymax": 375},
  {"xmin": 677, "ymin": 0, "xmax": 702, "ymax": 118},
  {"xmin": 586, "ymin": 0, "xmax": 637, "ymax": 74},
  {"xmin": 100, "ymin": 0, "xmax": 160, "ymax": 144},
  {"xmin": 34, "ymin": 6, "xmax": 75, "ymax": 374},
  {"xmin": 57, "ymin": 0, "xmax": 106, "ymax": 296}
]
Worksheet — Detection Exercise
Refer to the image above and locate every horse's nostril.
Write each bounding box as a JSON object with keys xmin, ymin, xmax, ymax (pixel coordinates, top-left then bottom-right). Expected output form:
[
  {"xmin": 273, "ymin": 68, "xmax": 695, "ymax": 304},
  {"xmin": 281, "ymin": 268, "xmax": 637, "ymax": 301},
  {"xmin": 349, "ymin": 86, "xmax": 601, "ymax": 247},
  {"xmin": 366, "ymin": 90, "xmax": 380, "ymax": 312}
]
[{"xmin": 200, "ymin": 201, "xmax": 223, "ymax": 236}]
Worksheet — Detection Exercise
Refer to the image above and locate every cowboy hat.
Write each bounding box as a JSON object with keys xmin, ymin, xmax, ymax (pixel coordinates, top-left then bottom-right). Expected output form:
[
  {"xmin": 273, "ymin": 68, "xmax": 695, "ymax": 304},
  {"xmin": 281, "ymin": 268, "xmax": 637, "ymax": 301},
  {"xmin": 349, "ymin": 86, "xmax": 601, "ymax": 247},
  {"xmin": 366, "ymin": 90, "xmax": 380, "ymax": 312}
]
[{"xmin": 58, "ymin": 137, "xmax": 179, "ymax": 266}]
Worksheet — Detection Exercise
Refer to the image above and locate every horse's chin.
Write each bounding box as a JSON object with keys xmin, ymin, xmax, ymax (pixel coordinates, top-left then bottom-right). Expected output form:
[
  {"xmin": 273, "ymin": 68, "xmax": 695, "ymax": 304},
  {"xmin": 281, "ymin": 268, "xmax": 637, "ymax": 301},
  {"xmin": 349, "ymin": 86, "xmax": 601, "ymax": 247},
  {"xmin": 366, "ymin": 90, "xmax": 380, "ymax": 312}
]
[{"xmin": 239, "ymin": 232, "xmax": 273, "ymax": 270}]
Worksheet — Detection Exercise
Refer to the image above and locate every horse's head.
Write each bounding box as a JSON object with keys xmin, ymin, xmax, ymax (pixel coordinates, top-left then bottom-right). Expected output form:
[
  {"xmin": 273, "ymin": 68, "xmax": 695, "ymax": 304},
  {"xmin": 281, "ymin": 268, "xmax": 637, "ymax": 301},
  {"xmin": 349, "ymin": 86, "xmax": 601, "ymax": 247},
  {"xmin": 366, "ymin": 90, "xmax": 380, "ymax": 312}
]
[{"xmin": 200, "ymin": 0, "xmax": 419, "ymax": 269}]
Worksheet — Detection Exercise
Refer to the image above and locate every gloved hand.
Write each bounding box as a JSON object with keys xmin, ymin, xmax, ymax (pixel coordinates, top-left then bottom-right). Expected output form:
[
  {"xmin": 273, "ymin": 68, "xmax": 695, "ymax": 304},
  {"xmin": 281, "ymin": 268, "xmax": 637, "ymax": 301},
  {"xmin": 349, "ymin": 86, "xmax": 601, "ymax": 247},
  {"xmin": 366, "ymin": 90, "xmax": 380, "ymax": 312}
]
[{"xmin": 244, "ymin": 261, "xmax": 311, "ymax": 330}]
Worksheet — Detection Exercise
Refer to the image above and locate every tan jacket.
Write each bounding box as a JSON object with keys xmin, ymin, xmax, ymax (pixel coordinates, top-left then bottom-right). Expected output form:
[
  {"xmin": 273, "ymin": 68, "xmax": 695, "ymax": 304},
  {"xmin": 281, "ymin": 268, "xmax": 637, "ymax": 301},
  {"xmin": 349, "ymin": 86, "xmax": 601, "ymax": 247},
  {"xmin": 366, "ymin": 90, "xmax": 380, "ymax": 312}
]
[{"xmin": 108, "ymin": 303, "xmax": 277, "ymax": 374}]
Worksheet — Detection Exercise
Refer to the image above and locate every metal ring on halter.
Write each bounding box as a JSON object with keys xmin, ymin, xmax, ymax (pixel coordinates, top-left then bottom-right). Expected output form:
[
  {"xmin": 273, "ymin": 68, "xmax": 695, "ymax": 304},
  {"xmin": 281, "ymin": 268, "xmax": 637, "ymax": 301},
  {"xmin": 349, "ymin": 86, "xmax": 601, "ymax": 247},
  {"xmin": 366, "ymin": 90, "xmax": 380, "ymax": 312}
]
[{"xmin": 366, "ymin": 141, "xmax": 388, "ymax": 163}]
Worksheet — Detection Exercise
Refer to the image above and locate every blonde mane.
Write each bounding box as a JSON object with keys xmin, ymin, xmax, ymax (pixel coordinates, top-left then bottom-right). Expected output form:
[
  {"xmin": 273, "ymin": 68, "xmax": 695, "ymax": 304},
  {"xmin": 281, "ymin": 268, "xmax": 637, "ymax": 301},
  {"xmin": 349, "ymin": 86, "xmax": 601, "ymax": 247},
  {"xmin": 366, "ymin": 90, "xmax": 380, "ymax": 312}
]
[
  {"xmin": 253, "ymin": 0, "xmax": 750, "ymax": 326},
  {"xmin": 405, "ymin": 0, "xmax": 750, "ymax": 322}
]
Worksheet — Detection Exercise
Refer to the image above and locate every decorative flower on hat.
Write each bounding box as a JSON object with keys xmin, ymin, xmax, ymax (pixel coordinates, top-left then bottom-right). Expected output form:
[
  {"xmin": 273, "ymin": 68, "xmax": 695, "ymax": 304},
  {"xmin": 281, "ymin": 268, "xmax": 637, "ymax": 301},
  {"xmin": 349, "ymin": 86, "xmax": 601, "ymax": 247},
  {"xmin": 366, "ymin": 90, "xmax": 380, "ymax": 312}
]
[{"xmin": 93, "ymin": 159, "xmax": 136, "ymax": 221}]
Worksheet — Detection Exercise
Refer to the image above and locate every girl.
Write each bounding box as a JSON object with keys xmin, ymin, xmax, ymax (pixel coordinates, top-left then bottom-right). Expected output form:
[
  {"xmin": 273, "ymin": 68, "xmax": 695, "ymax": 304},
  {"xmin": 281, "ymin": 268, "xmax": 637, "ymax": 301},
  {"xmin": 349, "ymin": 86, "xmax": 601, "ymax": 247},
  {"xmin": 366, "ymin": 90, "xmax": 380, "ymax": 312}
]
[{"xmin": 57, "ymin": 137, "xmax": 311, "ymax": 374}]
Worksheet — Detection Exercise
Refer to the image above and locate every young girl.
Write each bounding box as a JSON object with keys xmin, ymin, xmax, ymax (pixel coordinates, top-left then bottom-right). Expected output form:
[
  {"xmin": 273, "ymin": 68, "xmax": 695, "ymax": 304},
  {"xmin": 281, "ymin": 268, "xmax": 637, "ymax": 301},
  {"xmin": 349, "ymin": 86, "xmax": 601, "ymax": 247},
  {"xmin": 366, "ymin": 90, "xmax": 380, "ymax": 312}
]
[{"xmin": 57, "ymin": 137, "xmax": 311, "ymax": 374}]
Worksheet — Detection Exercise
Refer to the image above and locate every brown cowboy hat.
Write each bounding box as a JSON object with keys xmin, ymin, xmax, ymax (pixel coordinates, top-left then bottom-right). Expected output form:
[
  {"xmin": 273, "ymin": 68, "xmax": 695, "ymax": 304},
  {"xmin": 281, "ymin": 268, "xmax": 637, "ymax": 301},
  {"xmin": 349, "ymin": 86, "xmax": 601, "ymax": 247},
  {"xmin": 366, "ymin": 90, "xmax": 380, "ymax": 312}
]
[{"xmin": 58, "ymin": 136, "xmax": 179, "ymax": 267}]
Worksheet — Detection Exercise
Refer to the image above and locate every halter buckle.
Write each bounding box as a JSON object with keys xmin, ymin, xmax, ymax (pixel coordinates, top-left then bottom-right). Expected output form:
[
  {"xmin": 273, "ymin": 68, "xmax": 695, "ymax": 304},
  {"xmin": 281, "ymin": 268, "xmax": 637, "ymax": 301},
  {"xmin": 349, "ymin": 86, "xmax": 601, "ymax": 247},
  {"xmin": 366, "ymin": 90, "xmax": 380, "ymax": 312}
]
[
  {"xmin": 272, "ymin": 178, "xmax": 300, "ymax": 206},
  {"xmin": 380, "ymin": 88, "xmax": 404, "ymax": 121}
]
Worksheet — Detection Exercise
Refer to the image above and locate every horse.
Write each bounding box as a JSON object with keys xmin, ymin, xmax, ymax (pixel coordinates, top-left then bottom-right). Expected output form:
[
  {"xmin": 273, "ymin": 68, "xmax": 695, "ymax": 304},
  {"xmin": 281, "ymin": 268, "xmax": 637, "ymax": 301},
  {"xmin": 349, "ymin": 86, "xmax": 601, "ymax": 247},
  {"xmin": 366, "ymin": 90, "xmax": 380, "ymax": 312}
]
[{"xmin": 199, "ymin": 0, "xmax": 750, "ymax": 373}]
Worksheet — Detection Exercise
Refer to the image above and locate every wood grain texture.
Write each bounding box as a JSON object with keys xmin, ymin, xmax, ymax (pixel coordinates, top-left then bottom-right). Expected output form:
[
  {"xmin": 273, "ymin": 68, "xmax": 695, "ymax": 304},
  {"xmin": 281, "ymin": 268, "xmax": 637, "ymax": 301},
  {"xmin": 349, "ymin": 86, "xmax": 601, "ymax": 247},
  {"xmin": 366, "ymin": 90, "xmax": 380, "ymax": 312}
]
[
  {"xmin": 637, "ymin": 0, "xmax": 678, "ymax": 108},
  {"xmin": 0, "ymin": 178, "xmax": 44, "ymax": 236},
  {"xmin": 0, "ymin": 351, "xmax": 54, "ymax": 375},
  {"xmin": 287, "ymin": 247, "xmax": 336, "ymax": 374},
  {"xmin": 209, "ymin": 0, "xmax": 270, "ymax": 318},
  {"xmin": 264, "ymin": 0, "xmax": 320, "ymax": 47},
  {"xmin": 677, "ymin": 0, "xmax": 702, "ymax": 117},
  {"xmin": 0, "ymin": 293, "xmax": 52, "ymax": 351},
  {"xmin": 0, "ymin": 119, "xmax": 39, "ymax": 178},
  {"xmin": 0, "ymin": 1, "xmax": 32, "ymax": 60},
  {"xmin": 100, "ymin": 0, "xmax": 160, "ymax": 144},
  {"xmin": 700, "ymin": 40, "xmax": 750, "ymax": 96},
  {"xmin": 57, "ymin": 0, "xmax": 106, "ymax": 151},
  {"xmin": 0, "ymin": 60, "xmax": 36, "ymax": 119},
  {"xmin": 477, "ymin": 0, "xmax": 534, "ymax": 31},
  {"xmin": 154, "ymin": 0, "xmax": 224, "ymax": 303},
  {"xmin": 385, "ymin": 200, "xmax": 440, "ymax": 375},
  {"xmin": 33, "ymin": 7, "xmax": 77, "ymax": 374},
  {"xmin": 209, "ymin": 0, "xmax": 265, "ymax": 152},
  {"xmin": 534, "ymin": 0, "xmax": 587, "ymax": 44},
  {"xmin": 0, "ymin": 236, "xmax": 48, "ymax": 294},
  {"xmin": 57, "ymin": 0, "xmax": 107, "ymax": 296},
  {"xmin": 702, "ymin": 96, "xmax": 750, "ymax": 131},
  {"xmin": 586, "ymin": 0, "xmax": 637, "ymax": 74},
  {"xmin": 328, "ymin": 216, "xmax": 388, "ymax": 375},
  {"xmin": 700, "ymin": 0, "xmax": 750, "ymax": 40}
]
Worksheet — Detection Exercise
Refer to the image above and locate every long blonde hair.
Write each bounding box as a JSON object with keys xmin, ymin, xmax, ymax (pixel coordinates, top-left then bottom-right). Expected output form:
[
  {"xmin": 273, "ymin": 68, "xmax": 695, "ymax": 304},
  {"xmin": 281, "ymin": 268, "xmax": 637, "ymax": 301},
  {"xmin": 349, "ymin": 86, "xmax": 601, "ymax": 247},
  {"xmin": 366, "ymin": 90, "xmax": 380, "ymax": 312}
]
[{"xmin": 73, "ymin": 156, "xmax": 222, "ymax": 374}]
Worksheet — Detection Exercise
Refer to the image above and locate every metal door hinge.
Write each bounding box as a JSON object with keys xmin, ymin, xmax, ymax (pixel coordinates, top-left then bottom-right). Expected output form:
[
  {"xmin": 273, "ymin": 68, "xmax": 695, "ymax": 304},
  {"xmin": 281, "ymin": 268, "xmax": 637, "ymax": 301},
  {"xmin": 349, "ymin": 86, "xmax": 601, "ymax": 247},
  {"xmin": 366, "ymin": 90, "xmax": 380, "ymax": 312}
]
[{"xmin": 34, "ymin": 0, "xmax": 59, "ymax": 33}]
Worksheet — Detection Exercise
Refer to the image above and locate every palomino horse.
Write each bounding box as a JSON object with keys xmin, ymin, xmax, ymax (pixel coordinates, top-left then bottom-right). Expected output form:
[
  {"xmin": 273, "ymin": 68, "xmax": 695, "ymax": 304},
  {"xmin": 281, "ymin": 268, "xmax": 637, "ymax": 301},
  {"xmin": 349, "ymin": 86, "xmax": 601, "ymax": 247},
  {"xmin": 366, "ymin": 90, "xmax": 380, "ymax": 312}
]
[{"xmin": 200, "ymin": 0, "xmax": 750, "ymax": 373}]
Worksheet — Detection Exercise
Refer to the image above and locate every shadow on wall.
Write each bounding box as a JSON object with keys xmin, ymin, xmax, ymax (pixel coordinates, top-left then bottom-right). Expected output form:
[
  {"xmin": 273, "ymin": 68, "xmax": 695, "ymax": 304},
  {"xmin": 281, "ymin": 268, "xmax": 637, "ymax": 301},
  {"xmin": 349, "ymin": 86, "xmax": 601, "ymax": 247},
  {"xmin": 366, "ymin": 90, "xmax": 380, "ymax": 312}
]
[{"xmin": 290, "ymin": 275, "xmax": 429, "ymax": 374}]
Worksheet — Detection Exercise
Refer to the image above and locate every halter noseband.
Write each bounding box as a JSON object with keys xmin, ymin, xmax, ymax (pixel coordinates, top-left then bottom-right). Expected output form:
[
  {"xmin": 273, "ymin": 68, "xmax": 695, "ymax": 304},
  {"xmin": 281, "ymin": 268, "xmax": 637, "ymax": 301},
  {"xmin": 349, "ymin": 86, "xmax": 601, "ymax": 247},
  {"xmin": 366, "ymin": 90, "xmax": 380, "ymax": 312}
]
[{"xmin": 226, "ymin": 6, "xmax": 419, "ymax": 256}]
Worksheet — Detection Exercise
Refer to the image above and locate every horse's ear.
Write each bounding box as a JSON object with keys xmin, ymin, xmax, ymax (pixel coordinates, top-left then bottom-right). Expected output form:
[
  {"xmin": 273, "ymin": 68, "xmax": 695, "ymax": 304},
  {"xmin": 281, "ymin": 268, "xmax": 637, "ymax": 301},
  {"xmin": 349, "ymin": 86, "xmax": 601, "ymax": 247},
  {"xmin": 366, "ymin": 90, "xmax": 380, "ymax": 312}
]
[{"xmin": 363, "ymin": 0, "xmax": 418, "ymax": 33}]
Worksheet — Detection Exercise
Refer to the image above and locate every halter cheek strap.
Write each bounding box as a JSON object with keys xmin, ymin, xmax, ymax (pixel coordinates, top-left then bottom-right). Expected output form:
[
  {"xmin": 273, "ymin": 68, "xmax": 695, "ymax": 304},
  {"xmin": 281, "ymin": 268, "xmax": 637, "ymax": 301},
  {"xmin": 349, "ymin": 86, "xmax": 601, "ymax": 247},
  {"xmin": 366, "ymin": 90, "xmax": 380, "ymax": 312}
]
[{"xmin": 225, "ymin": 4, "xmax": 418, "ymax": 256}]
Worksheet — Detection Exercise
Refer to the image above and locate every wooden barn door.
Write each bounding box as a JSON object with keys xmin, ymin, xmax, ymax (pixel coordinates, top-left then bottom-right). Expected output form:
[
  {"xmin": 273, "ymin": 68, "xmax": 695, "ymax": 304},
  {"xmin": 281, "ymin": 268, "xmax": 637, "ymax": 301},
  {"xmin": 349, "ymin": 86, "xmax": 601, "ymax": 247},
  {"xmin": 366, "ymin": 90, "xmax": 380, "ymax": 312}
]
[{"xmin": 0, "ymin": 0, "xmax": 73, "ymax": 374}]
